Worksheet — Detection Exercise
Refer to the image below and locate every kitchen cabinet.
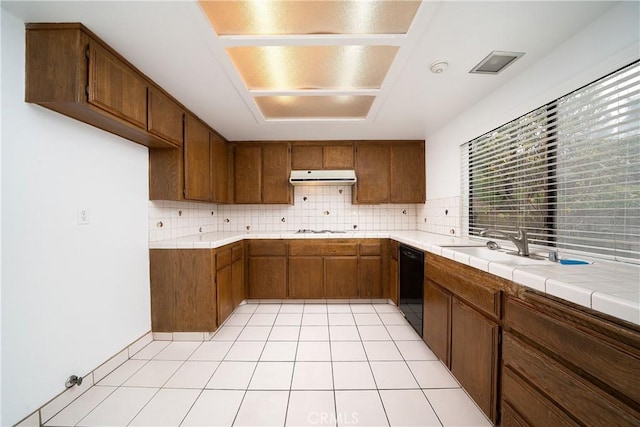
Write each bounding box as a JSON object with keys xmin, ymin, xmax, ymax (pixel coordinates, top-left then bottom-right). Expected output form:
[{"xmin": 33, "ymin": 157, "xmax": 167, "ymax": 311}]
[
  {"xmin": 183, "ymin": 114, "xmax": 211, "ymax": 201},
  {"xmin": 215, "ymin": 242, "xmax": 244, "ymax": 325},
  {"xmin": 149, "ymin": 120, "xmax": 231, "ymax": 203},
  {"xmin": 358, "ymin": 242, "xmax": 383, "ymax": 298},
  {"xmin": 423, "ymin": 279, "xmax": 451, "ymax": 365},
  {"xmin": 248, "ymin": 240, "xmax": 288, "ymax": 298},
  {"xmin": 390, "ymin": 143, "xmax": 425, "ymax": 203},
  {"xmin": 231, "ymin": 244, "xmax": 245, "ymax": 307},
  {"xmin": 325, "ymin": 257, "xmax": 359, "ymax": 298},
  {"xmin": 288, "ymin": 241, "xmax": 361, "ymax": 299},
  {"xmin": 147, "ymin": 86, "xmax": 184, "ymax": 147},
  {"xmin": 289, "ymin": 257, "xmax": 324, "ymax": 298},
  {"xmin": 291, "ymin": 142, "xmax": 354, "ymax": 170},
  {"xmin": 503, "ymin": 292, "xmax": 640, "ymax": 427},
  {"xmin": 25, "ymin": 23, "xmax": 182, "ymax": 149},
  {"xmin": 234, "ymin": 143, "xmax": 292, "ymax": 204},
  {"xmin": 354, "ymin": 143, "xmax": 390, "ymax": 204},
  {"xmin": 150, "ymin": 249, "xmax": 216, "ymax": 332},
  {"xmin": 450, "ymin": 297, "xmax": 499, "ymax": 419},
  {"xmin": 353, "ymin": 141, "xmax": 425, "ymax": 204},
  {"xmin": 211, "ymin": 132, "xmax": 232, "ymax": 203},
  {"xmin": 388, "ymin": 240, "xmax": 399, "ymax": 304},
  {"xmin": 423, "ymin": 252, "xmax": 503, "ymax": 423}
]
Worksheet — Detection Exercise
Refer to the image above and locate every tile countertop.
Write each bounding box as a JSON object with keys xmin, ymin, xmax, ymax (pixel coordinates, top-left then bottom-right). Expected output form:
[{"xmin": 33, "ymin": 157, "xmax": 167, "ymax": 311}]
[{"xmin": 149, "ymin": 230, "xmax": 640, "ymax": 326}]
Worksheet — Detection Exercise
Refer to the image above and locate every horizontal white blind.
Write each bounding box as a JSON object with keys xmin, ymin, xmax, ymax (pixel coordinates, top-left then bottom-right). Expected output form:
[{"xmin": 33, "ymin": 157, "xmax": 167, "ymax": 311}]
[{"xmin": 462, "ymin": 61, "xmax": 640, "ymax": 262}]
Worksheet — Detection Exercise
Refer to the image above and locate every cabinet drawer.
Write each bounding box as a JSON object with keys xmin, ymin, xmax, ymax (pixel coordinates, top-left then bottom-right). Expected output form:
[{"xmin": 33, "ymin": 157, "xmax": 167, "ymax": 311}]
[
  {"xmin": 502, "ymin": 368, "xmax": 575, "ymax": 427},
  {"xmin": 505, "ymin": 295, "xmax": 640, "ymax": 405},
  {"xmin": 249, "ymin": 240, "xmax": 288, "ymax": 256},
  {"xmin": 425, "ymin": 253, "xmax": 502, "ymax": 320},
  {"xmin": 503, "ymin": 333, "xmax": 640, "ymax": 426},
  {"xmin": 359, "ymin": 242, "xmax": 381, "ymax": 256},
  {"xmin": 290, "ymin": 241, "xmax": 357, "ymax": 256},
  {"xmin": 216, "ymin": 248, "xmax": 232, "ymax": 270}
]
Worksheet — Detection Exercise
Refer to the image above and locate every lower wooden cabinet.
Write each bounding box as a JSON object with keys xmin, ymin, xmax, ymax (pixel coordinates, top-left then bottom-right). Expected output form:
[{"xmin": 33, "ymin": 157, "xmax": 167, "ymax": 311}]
[
  {"xmin": 503, "ymin": 293, "xmax": 640, "ymax": 426},
  {"xmin": 150, "ymin": 249, "xmax": 216, "ymax": 332},
  {"xmin": 215, "ymin": 242, "xmax": 244, "ymax": 325},
  {"xmin": 423, "ymin": 279, "xmax": 451, "ymax": 365},
  {"xmin": 423, "ymin": 253, "xmax": 503, "ymax": 424},
  {"xmin": 325, "ymin": 257, "xmax": 359, "ymax": 298},
  {"xmin": 389, "ymin": 241, "xmax": 399, "ymax": 304},
  {"xmin": 450, "ymin": 298, "xmax": 499, "ymax": 420},
  {"xmin": 289, "ymin": 257, "xmax": 324, "ymax": 298},
  {"xmin": 248, "ymin": 240, "xmax": 288, "ymax": 298}
]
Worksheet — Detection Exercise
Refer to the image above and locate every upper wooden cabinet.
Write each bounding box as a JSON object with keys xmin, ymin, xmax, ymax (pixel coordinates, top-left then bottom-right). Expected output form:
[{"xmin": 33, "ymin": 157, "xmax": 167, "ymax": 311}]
[
  {"xmin": 183, "ymin": 114, "xmax": 211, "ymax": 201},
  {"xmin": 148, "ymin": 87, "xmax": 184, "ymax": 147},
  {"xmin": 234, "ymin": 143, "xmax": 292, "ymax": 204},
  {"xmin": 25, "ymin": 23, "xmax": 183, "ymax": 149},
  {"xmin": 353, "ymin": 141, "xmax": 425, "ymax": 204},
  {"xmin": 390, "ymin": 143, "xmax": 425, "ymax": 203},
  {"xmin": 87, "ymin": 40, "xmax": 147, "ymax": 129},
  {"xmin": 211, "ymin": 133, "xmax": 232, "ymax": 204},
  {"xmin": 291, "ymin": 142, "xmax": 354, "ymax": 170},
  {"xmin": 354, "ymin": 143, "xmax": 390, "ymax": 204}
]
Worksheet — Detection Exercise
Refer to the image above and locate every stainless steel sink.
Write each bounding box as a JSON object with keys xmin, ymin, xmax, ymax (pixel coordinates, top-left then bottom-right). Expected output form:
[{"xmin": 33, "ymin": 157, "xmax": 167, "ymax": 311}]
[{"xmin": 446, "ymin": 246, "xmax": 550, "ymax": 265}]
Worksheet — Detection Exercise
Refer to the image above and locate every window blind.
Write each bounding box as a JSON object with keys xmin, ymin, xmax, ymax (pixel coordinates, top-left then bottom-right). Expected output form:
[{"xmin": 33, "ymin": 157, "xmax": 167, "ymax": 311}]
[{"xmin": 461, "ymin": 61, "xmax": 640, "ymax": 262}]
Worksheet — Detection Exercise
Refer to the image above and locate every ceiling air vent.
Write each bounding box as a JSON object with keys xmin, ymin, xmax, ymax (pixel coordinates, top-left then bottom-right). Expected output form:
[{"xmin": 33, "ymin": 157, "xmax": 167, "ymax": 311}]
[{"xmin": 470, "ymin": 51, "xmax": 524, "ymax": 74}]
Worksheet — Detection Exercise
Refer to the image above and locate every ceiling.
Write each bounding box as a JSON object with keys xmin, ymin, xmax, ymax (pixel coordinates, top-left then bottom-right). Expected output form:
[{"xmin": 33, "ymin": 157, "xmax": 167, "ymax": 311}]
[{"xmin": 2, "ymin": 1, "xmax": 618, "ymax": 141}]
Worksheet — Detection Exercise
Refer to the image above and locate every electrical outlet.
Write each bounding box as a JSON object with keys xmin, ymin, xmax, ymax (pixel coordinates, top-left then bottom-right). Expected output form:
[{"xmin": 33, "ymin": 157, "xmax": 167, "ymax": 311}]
[{"xmin": 77, "ymin": 208, "xmax": 90, "ymax": 225}]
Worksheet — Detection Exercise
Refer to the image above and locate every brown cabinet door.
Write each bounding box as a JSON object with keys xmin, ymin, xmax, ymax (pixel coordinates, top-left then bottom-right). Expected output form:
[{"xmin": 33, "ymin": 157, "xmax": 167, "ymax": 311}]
[
  {"xmin": 150, "ymin": 249, "xmax": 216, "ymax": 332},
  {"xmin": 262, "ymin": 143, "xmax": 292, "ymax": 204},
  {"xmin": 390, "ymin": 143, "xmax": 425, "ymax": 203},
  {"xmin": 234, "ymin": 145, "xmax": 262, "ymax": 203},
  {"xmin": 232, "ymin": 257, "xmax": 245, "ymax": 307},
  {"xmin": 423, "ymin": 280, "xmax": 451, "ymax": 366},
  {"xmin": 450, "ymin": 297, "xmax": 499, "ymax": 422},
  {"xmin": 184, "ymin": 115, "xmax": 211, "ymax": 201},
  {"xmin": 217, "ymin": 264, "xmax": 233, "ymax": 325},
  {"xmin": 325, "ymin": 257, "xmax": 359, "ymax": 298},
  {"xmin": 323, "ymin": 144, "xmax": 354, "ymax": 169},
  {"xmin": 211, "ymin": 133, "xmax": 231, "ymax": 203},
  {"xmin": 249, "ymin": 257, "xmax": 287, "ymax": 298},
  {"xmin": 359, "ymin": 256, "xmax": 382, "ymax": 298},
  {"xmin": 149, "ymin": 250, "xmax": 177, "ymax": 332},
  {"xmin": 87, "ymin": 40, "xmax": 147, "ymax": 129},
  {"xmin": 147, "ymin": 86, "xmax": 184, "ymax": 147},
  {"xmin": 354, "ymin": 143, "xmax": 390, "ymax": 203},
  {"xmin": 289, "ymin": 257, "xmax": 324, "ymax": 298},
  {"xmin": 291, "ymin": 145, "xmax": 323, "ymax": 170},
  {"xmin": 389, "ymin": 257, "xmax": 399, "ymax": 304}
]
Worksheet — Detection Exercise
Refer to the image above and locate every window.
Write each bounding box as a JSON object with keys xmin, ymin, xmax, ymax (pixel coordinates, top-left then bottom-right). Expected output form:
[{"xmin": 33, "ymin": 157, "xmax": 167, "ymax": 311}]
[{"xmin": 462, "ymin": 61, "xmax": 640, "ymax": 262}]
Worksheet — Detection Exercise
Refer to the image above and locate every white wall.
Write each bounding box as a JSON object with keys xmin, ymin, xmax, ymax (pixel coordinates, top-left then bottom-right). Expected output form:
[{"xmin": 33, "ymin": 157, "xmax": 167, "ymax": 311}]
[
  {"xmin": 1, "ymin": 11, "xmax": 151, "ymax": 425},
  {"xmin": 425, "ymin": 1, "xmax": 640, "ymax": 200}
]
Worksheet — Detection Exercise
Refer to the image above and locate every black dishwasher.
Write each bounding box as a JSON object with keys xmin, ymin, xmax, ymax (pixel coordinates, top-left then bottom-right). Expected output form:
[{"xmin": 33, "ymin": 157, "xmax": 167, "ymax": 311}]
[{"xmin": 399, "ymin": 245, "xmax": 424, "ymax": 336}]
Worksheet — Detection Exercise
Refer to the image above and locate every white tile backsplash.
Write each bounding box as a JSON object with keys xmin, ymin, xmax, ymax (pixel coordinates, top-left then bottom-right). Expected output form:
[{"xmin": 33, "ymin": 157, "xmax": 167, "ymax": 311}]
[
  {"xmin": 150, "ymin": 186, "xmax": 424, "ymax": 240},
  {"xmin": 417, "ymin": 196, "xmax": 461, "ymax": 236}
]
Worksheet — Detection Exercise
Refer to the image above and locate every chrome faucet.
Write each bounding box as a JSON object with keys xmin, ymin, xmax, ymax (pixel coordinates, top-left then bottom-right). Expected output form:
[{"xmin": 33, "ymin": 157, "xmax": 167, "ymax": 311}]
[{"xmin": 479, "ymin": 227, "xmax": 530, "ymax": 257}]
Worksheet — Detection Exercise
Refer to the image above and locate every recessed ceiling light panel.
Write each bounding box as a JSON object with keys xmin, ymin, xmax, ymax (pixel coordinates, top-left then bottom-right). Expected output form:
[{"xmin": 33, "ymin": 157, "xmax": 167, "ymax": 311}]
[
  {"xmin": 470, "ymin": 51, "xmax": 525, "ymax": 74},
  {"xmin": 226, "ymin": 45, "xmax": 398, "ymax": 90},
  {"xmin": 199, "ymin": 0, "xmax": 421, "ymax": 35},
  {"xmin": 255, "ymin": 95, "xmax": 375, "ymax": 119}
]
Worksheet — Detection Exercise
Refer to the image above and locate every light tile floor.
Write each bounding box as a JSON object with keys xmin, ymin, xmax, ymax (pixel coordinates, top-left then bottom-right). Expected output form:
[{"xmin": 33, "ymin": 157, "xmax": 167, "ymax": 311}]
[{"xmin": 44, "ymin": 303, "xmax": 492, "ymax": 427}]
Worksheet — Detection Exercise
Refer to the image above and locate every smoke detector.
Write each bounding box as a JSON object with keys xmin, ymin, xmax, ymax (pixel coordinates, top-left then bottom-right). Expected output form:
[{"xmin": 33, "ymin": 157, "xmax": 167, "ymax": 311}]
[{"xmin": 430, "ymin": 60, "xmax": 449, "ymax": 74}]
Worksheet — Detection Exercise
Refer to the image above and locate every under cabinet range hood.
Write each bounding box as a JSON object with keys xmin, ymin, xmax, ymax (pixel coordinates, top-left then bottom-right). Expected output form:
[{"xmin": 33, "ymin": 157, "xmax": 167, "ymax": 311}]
[{"xmin": 289, "ymin": 170, "xmax": 357, "ymax": 186}]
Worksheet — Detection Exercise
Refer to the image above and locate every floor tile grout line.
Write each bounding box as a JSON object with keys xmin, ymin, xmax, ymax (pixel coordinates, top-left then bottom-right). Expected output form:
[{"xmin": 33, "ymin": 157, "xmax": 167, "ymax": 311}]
[{"xmin": 283, "ymin": 305, "xmax": 305, "ymax": 427}]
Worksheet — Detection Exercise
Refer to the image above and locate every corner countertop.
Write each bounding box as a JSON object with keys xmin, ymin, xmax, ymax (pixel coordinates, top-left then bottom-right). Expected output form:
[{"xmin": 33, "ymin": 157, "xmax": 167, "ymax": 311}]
[{"xmin": 149, "ymin": 230, "xmax": 640, "ymax": 326}]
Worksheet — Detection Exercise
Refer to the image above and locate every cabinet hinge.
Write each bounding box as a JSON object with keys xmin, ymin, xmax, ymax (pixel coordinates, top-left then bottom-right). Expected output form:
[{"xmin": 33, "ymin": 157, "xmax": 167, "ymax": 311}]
[
  {"xmin": 85, "ymin": 46, "xmax": 90, "ymax": 59},
  {"xmin": 498, "ymin": 329, "xmax": 502, "ymax": 345},
  {"xmin": 85, "ymin": 85, "xmax": 89, "ymax": 97}
]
